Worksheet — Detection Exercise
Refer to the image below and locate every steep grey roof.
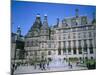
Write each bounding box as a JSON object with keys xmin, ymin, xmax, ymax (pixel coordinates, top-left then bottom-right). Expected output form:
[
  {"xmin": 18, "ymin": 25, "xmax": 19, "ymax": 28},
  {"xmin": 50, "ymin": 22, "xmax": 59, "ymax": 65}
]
[{"xmin": 26, "ymin": 15, "xmax": 42, "ymax": 38}]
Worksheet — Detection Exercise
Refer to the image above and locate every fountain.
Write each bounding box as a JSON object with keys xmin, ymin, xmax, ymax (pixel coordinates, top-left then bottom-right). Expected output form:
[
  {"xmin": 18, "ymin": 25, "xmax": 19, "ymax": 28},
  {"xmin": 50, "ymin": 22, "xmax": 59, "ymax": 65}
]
[{"xmin": 49, "ymin": 55, "xmax": 68, "ymax": 68}]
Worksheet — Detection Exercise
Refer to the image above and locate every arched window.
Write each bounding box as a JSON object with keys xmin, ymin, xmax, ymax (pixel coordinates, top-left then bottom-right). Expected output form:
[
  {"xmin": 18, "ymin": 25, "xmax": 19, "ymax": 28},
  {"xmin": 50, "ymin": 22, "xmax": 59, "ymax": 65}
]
[
  {"xmin": 58, "ymin": 48, "xmax": 61, "ymax": 55},
  {"xmin": 48, "ymin": 51, "xmax": 51, "ymax": 55},
  {"xmin": 91, "ymin": 57, "xmax": 93, "ymax": 59}
]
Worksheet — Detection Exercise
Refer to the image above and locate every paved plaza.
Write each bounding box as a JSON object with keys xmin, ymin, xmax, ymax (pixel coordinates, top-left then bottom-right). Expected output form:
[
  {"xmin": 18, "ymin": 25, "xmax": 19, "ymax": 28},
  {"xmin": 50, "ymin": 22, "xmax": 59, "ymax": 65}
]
[{"xmin": 14, "ymin": 59, "xmax": 87, "ymax": 74}]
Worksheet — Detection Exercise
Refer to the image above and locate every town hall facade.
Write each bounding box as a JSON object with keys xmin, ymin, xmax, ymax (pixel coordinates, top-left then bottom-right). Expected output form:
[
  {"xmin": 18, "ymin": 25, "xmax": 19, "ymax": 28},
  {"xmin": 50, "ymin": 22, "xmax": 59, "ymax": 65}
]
[{"xmin": 24, "ymin": 9, "xmax": 96, "ymax": 65}]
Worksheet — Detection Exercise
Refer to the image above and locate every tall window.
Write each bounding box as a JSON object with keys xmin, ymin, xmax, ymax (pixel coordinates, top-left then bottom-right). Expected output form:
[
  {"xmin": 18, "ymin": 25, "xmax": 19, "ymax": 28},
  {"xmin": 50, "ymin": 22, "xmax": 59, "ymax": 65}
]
[
  {"xmin": 58, "ymin": 41, "xmax": 61, "ymax": 55},
  {"xmin": 59, "ymin": 35, "xmax": 61, "ymax": 40},
  {"xmin": 48, "ymin": 51, "xmax": 51, "ymax": 55},
  {"xmin": 73, "ymin": 40, "xmax": 76, "ymax": 54},
  {"xmin": 84, "ymin": 40, "xmax": 87, "ymax": 52},
  {"xmin": 73, "ymin": 33, "xmax": 76, "ymax": 39},
  {"xmin": 89, "ymin": 32, "xmax": 92, "ymax": 37},
  {"xmin": 94, "ymin": 32, "xmax": 96, "ymax": 37},
  {"xmin": 46, "ymin": 36, "xmax": 49, "ymax": 40},
  {"xmin": 63, "ymin": 41, "xmax": 66, "ymax": 48},
  {"xmin": 48, "ymin": 43, "xmax": 51, "ymax": 48},
  {"xmin": 63, "ymin": 41, "xmax": 66, "ymax": 53},
  {"xmin": 73, "ymin": 40, "xmax": 76, "ymax": 47},
  {"xmin": 73, "ymin": 50, "xmax": 76, "ymax": 54},
  {"xmin": 51, "ymin": 36, "xmax": 54, "ymax": 40},
  {"xmin": 79, "ymin": 49, "xmax": 82, "ymax": 54},
  {"xmin": 30, "ymin": 52, "xmax": 33, "ymax": 56},
  {"xmin": 68, "ymin": 33, "xmax": 70, "ymax": 39},
  {"xmin": 78, "ymin": 40, "xmax": 81, "ymax": 47},
  {"xmin": 59, "ymin": 41, "xmax": 61, "ymax": 48},
  {"xmin": 34, "ymin": 51, "xmax": 37, "ymax": 56},
  {"xmin": 89, "ymin": 39, "xmax": 93, "ymax": 54},
  {"xmin": 78, "ymin": 33, "xmax": 81, "ymax": 38},
  {"xmin": 68, "ymin": 41, "xmax": 71, "ymax": 54},
  {"xmin": 63, "ymin": 34, "xmax": 66, "ymax": 40},
  {"xmin": 42, "ymin": 43, "xmax": 44, "ymax": 48},
  {"xmin": 58, "ymin": 49, "xmax": 61, "ymax": 55},
  {"xmin": 68, "ymin": 41, "xmax": 71, "ymax": 47},
  {"xmin": 78, "ymin": 40, "xmax": 82, "ymax": 54},
  {"xmin": 83, "ymin": 32, "xmax": 86, "ymax": 38},
  {"xmin": 85, "ymin": 57, "xmax": 88, "ymax": 60},
  {"xmin": 89, "ymin": 39, "xmax": 93, "ymax": 46}
]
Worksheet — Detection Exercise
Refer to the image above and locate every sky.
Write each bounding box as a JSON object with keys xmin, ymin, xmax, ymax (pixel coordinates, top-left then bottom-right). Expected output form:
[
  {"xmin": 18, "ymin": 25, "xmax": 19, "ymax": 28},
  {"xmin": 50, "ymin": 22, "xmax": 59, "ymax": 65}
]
[{"xmin": 11, "ymin": 1, "xmax": 96, "ymax": 35}]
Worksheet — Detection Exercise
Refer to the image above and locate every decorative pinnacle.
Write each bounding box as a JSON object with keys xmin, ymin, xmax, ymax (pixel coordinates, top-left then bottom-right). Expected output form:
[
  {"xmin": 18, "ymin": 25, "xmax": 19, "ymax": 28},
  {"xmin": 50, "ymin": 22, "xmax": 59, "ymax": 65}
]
[
  {"xmin": 44, "ymin": 14, "xmax": 47, "ymax": 20},
  {"xmin": 44, "ymin": 14, "xmax": 47, "ymax": 17},
  {"xmin": 36, "ymin": 13, "xmax": 40, "ymax": 17},
  {"xmin": 17, "ymin": 25, "xmax": 20, "ymax": 29}
]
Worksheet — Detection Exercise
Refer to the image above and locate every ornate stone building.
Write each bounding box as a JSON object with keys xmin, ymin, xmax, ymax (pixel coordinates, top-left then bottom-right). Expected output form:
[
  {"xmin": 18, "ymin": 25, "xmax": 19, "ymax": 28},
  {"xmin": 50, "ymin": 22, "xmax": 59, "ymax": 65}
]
[
  {"xmin": 24, "ymin": 9, "xmax": 96, "ymax": 65},
  {"xmin": 11, "ymin": 26, "xmax": 25, "ymax": 65}
]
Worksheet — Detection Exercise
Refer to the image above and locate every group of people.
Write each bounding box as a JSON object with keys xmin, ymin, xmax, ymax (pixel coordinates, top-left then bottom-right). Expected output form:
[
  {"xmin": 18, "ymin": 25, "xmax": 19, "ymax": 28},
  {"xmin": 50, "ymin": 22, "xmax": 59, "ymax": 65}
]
[
  {"xmin": 34, "ymin": 60, "xmax": 50, "ymax": 70},
  {"xmin": 11, "ymin": 63, "xmax": 19, "ymax": 75},
  {"xmin": 68, "ymin": 62, "xmax": 73, "ymax": 69}
]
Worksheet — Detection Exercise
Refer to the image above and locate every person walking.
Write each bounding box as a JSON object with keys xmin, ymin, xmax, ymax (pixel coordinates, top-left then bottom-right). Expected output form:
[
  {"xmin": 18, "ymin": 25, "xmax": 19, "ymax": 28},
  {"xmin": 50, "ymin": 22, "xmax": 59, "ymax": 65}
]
[
  {"xmin": 39, "ymin": 62, "xmax": 42, "ymax": 69},
  {"xmin": 70, "ymin": 64, "xmax": 73, "ymax": 69},
  {"xmin": 47, "ymin": 60, "xmax": 50, "ymax": 69},
  {"xmin": 43, "ymin": 60, "xmax": 46, "ymax": 70}
]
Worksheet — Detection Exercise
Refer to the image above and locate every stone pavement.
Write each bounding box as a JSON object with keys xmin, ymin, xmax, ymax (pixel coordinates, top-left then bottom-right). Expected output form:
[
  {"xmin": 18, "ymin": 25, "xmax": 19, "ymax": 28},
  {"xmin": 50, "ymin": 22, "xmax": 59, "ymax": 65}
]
[{"xmin": 14, "ymin": 64, "xmax": 87, "ymax": 74}]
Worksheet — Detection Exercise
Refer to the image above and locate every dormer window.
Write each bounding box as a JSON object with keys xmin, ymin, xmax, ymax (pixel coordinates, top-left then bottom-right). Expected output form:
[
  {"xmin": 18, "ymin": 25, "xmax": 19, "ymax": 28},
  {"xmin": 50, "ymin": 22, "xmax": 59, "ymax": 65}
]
[
  {"xmin": 71, "ymin": 18, "xmax": 76, "ymax": 26},
  {"xmin": 81, "ymin": 17, "xmax": 87, "ymax": 25}
]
